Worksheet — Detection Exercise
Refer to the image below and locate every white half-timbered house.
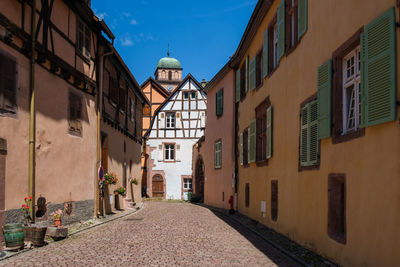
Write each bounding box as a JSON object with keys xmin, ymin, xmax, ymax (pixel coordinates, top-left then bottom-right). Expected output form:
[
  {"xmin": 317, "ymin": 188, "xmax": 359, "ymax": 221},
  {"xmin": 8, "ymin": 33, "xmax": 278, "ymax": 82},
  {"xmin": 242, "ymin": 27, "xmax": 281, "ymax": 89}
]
[{"xmin": 145, "ymin": 74, "xmax": 207, "ymax": 200}]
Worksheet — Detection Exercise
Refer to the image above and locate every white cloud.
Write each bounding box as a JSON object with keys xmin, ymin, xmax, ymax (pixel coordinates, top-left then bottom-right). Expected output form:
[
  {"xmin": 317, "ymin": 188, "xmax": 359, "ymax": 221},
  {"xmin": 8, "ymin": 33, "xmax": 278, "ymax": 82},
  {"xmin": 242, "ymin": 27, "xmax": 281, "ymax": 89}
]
[
  {"xmin": 130, "ymin": 19, "xmax": 138, "ymax": 25},
  {"xmin": 120, "ymin": 36, "xmax": 133, "ymax": 46},
  {"xmin": 122, "ymin": 12, "xmax": 131, "ymax": 17},
  {"xmin": 96, "ymin": 12, "xmax": 108, "ymax": 20}
]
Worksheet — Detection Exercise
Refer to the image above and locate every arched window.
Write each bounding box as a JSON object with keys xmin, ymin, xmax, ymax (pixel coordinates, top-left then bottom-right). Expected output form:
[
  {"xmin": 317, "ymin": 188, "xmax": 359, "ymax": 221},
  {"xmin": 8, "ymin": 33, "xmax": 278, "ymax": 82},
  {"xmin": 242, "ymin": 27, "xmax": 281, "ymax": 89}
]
[{"xmin": 168, "ymin": 71, "xmax": 172, "ymax": 80}]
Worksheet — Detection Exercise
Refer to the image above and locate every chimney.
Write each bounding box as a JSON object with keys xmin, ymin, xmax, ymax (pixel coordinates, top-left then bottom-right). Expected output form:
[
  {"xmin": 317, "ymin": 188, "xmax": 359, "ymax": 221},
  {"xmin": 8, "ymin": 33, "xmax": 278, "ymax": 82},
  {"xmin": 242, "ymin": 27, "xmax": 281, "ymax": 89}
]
[{"xmin": 201, "ymin": 79, "xmax": 207, "ymax": 88}]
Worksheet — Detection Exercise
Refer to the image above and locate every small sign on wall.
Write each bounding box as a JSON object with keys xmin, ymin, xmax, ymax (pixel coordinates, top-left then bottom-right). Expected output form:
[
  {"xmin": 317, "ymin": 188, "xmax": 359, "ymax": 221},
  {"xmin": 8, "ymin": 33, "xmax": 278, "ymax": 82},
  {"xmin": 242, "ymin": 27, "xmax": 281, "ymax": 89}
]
[
  {"xmin": 261, "ymin": 201, "xmax": 266, "ymax": 218},
  {"xmin": 109, "ymin": 194, "xmax": 114, "ymax": 205}
]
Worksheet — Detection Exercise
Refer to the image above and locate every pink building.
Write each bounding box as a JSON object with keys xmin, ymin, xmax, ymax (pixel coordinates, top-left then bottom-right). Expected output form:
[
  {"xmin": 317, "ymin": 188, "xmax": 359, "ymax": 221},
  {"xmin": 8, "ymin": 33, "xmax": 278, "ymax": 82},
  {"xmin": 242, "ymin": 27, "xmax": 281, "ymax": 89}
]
[{"xmin": 195, "ymin": 63, "xmax": 236, "ymax": 210}]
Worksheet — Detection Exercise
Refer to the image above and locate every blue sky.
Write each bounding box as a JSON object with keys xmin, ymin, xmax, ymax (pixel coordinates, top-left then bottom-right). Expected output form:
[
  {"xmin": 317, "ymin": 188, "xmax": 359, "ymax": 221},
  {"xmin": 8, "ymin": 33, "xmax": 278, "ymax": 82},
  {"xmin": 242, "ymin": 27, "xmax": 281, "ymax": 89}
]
[{"xmin": 91, "ymin": 0, "xmax": 257, "ymax": 85}]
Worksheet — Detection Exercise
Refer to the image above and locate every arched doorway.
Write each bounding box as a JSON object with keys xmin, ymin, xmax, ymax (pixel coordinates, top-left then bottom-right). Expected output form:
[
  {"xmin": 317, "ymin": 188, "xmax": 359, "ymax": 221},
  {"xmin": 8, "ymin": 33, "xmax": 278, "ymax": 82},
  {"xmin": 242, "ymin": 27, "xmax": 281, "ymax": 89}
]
[
  {"xmin": 195, "ymin": 157, "xmax": 204, "ymax": 202},
  {"xmin": 152, "ymin": 175, "xmax": 164, "ymax": 198}
]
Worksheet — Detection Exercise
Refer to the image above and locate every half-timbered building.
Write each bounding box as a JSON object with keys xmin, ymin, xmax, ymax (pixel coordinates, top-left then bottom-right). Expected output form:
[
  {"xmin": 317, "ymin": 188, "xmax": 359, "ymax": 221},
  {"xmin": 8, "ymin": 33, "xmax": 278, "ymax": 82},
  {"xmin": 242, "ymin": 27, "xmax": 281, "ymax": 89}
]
[{"xmin": 145, "ymin": 74, "xmax": 207, "ymax": 200}]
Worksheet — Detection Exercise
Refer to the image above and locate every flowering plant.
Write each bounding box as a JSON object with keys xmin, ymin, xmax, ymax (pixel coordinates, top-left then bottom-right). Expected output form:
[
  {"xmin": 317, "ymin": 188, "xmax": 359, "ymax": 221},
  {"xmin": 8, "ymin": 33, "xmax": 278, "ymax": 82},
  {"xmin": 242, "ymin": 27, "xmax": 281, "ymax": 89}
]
[
  {"xmin": 114, "ymin": 186, "xmax": 126, "ymax": 196},
  {"xmin": 50, "ymin": 209, "xmax": 63, "ymax": 220},
  {"xmin": 21, "ymin": 196, "xmax": 33, "ymax": 225},
  {"xmin": 104, "ymin": 172, "xmax": 118, "ymax": 185}
]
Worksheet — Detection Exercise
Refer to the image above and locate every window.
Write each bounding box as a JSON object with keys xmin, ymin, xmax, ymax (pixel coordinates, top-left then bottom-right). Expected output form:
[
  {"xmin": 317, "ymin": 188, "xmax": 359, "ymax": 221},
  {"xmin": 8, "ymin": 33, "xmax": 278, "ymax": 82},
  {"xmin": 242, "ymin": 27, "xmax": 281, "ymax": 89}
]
[
  {"xmin": 342, "ymin": 47, "xmax": 361, "ymax": 134},
  {"xmin": 183, "ymin": 92, "xmax": 189, "ymax": 99},
  {"xmin": 286, "ymin": 0, "xmax": 298, "ymax": 50},
  {"xmin": 119, "ymin": 86, "xmax": 126, "ymax": 111},
  {"xmin": 328, "ymin": 174, "xmax": 346, "ymax": 244},
  {"xmin": 268, "ymin": 17, "xmax": 278, "ymax": 72},
  {"xmin": 245, "ymin": 183, "xmax": 250, "ymax": 208},
  {"xmin": 271, "ymin": 180, "xmax": 278, "ymax": 221},
  {"xmin": 216, "ymin": 89, "xmax": 223, "ymax": 117},
  {"xmin": 214, "ymin": 140, "xmax": 222, "ymax": 169},
  {"xmin": 255, "ymin": 50, "xmax": 263, "ymax": 88},
  {"xmin": 191, "ymin": 91, "xmax": 196, "ymax": 99},
  {"xmin": 0, "ymin": 52, "xmax": 17, "ymax": 114},
  {"xmin": 76, "ymin": 18, "xmax": 91, "ymax": 58},
  {"xmin": 109, "ymin": 76, "xmax": 118, "ymax": 104},
  {"xmin": 166, "ymin": 113, "xmax": 175, "ymax": 128},
  {"xmin": 240, "ymin": 63, "xmax": 246, "ymax": 100},
  {"xmin": 256, "ymin": 100, "xmax": 267, "ymax": 162},
  {"xmin": 164, "ymin": 144, "xmax": 175, "ymax": 161},
  {"xmin": 299, "ymin": 97, "xmax": 319, "ymax": 169},
  {"xmin": 183, "ymin": 178, "xmax": 192, "ymax": 190},
  {"xmin": 168, "ymin": 71, "xmax": 172, "ymax": 80},
  {"xmin": 332, "ymin": 29, "xmax": 365, "ymax": 143},
  {"xmin": 68, "ymin": 92, "xmax": 82, "ymax": 135},
  {"xmin": 129, "ymin": 97, "xmax": 135, "ymax": 121}
]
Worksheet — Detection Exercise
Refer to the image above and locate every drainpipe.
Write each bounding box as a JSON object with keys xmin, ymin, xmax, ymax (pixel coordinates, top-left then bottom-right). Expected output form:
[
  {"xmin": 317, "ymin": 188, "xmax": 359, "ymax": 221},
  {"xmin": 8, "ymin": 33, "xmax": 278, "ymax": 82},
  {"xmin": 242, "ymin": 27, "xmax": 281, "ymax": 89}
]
[
  {"xmin": 95, "ymin": 41, "xmax": 104, "ymax": 218},
  {"xmin": 28, "ymin": 0, "xmax": 36, "ymax": 221}
]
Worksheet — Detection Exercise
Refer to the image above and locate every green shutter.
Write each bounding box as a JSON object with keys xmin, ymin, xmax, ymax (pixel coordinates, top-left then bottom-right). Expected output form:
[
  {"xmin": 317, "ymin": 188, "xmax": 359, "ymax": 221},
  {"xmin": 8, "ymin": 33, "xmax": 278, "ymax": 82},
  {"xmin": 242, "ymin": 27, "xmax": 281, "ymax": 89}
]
[
  {"xmin": 235, "ymin": 69, "xmax": 241, "ymax": 103},
  {"xmin": 263, "ymin": 29, "xmax": 269, "ymax": 78},
  {"xmin": 249, "ymin": 119, "xmax": 256, "ymax": 163},
  {"xmin": 300, "ymin": 106, "xmax": 308, "ymax": 165},
  {"xmin": 249, "ymin": 58, "xmax": 256, "ymax": 91},
  {"xmin": 277, "ymin": 0, "xmax": 285, "ymax": 62},
  {"xmin": 240, "ymin": 132, "xmax": 244, "ymax": 166},
  {"xmin": 216, "ymin": 90, "xmax": 223, "ymax": 116},
  {"xmin": 298, "ymin": 0, "xmax": 308, "ymax": 39},
  {"xmin": 266, "ymin": 106, "xmax": 273, "ymax": 159},
  {"xmin": 361, "ymin": 7, "xmax": 396, "ymax": 127},
  {"xmin": 317, "ymin": 60, "xmax": 332, "ymax": 139},
  {"xmin": 214, "ymin": 142, "xmax": 217, "ymax": 168},
  {"xmin": 308, "ymin": 101, "xmax": 319, "ymax": 165},
  {"xmin": 300, "ymin": 101, "xmax": 319, "ymax": 166},
  {"xmin": 245, "ymin": 56, "xmax": 249, "ymax": 92}
]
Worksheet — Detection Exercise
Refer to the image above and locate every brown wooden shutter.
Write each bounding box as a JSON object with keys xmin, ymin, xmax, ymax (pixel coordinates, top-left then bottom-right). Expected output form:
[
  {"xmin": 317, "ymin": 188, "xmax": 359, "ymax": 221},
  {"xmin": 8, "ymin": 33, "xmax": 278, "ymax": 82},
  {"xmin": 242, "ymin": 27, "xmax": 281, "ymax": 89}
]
[{"xmin": 0, "ymin": 53, "xmax": 17, "ymax": 113}]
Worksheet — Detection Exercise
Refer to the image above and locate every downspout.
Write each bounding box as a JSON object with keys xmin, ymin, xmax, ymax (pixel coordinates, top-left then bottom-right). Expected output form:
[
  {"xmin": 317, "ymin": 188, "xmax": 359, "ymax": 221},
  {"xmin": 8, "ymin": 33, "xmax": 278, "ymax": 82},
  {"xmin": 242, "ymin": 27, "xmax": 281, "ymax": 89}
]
[
  {"xmin": 28, "ymin": 0, "xmax": 36, "ymax": 221},
  {"xmin": 95, "ymin": 40, "xmax": 104, "ymax": 218}
]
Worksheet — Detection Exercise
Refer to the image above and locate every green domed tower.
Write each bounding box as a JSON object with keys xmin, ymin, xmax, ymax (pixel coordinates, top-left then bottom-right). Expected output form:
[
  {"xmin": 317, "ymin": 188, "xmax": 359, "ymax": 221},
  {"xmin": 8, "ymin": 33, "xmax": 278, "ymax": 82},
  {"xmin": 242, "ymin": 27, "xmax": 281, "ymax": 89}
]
[{"xmin": 155, "ymin": 52, "xmax": 183, "ymax": 92}]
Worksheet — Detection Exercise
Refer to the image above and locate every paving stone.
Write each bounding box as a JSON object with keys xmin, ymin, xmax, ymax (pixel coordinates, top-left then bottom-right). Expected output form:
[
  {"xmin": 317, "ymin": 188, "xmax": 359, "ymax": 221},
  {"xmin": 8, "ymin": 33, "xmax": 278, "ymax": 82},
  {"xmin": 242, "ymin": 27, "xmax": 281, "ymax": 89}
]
[{"xmin": 0, "ymin": 201, "xmax": 301, "ymax": 266}]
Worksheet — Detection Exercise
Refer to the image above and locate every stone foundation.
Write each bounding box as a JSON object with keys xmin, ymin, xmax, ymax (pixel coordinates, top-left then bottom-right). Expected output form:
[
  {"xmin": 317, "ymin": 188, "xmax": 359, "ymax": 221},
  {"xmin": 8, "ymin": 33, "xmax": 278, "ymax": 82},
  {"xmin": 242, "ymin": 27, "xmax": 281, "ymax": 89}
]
[{"xmin": 5, "ymin": 199, "xmax": 94, "ymax": 226}]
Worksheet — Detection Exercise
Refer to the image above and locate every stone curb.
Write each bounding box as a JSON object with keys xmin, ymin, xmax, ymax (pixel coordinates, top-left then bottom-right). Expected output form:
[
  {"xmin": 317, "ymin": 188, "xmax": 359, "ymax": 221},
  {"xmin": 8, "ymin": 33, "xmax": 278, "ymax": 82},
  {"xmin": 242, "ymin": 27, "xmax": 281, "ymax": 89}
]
[
  {"xmin": 198, "ymin": 204, "xmax": 310, "ymax": 267},
  {"xmin": 0, "ymin": 202, "xmax": 145, "ymax": 262}
]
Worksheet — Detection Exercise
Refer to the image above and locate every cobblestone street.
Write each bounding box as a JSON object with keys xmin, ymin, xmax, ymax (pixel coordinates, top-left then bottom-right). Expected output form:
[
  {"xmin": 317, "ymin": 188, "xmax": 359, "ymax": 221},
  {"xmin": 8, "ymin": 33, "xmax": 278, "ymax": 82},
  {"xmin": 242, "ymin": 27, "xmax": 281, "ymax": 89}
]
[{"xmin": 0, "ymin": 201, "xmax": 301, "ymax": 266}]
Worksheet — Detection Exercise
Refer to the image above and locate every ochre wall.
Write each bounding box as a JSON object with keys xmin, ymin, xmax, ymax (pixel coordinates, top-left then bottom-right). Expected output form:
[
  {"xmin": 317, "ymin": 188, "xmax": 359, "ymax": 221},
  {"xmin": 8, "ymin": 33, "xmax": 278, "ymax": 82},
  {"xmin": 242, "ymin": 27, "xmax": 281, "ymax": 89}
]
[
  {"xmin": 203, "ymin": 69, "xmax": 235, "ymax": 210},
  {"xmin": 236, "ymin": 1, "xmax": 400, "ymax": 266}
]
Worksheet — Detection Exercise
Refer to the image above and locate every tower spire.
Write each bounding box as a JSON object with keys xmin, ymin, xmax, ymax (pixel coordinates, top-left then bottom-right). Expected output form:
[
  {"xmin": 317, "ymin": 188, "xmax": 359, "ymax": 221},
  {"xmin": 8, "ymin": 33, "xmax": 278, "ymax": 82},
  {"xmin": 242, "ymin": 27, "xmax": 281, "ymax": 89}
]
[{"xmin": 167, "ymin": 43, "xmax": 170, "ymax": 57}]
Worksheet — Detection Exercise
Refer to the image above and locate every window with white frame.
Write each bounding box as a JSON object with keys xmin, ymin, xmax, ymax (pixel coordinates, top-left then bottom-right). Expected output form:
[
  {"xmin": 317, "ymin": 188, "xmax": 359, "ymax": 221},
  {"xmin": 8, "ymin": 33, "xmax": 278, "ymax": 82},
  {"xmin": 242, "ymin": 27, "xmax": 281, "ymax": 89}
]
[
  {"xmin": 183, "ymin": 92, "xmax": 189, "ymax": 99},
  {"xmin": 164, "ymin": 144, "xmax": 175, "ymax": 161},
  {"xmin": 191, "ymin": 91, "xmax": 196, "ymax": 99},
  {"xmin": 183, "ymin": 178, "xmax": 192, "ymax": 190},
  {"xmin": 342, "ymin": 46, "xmax": 361, "ymax": 134},
  {"xmin": 166, "ymin": 112, "xmax": 175, "ymax": 128}
]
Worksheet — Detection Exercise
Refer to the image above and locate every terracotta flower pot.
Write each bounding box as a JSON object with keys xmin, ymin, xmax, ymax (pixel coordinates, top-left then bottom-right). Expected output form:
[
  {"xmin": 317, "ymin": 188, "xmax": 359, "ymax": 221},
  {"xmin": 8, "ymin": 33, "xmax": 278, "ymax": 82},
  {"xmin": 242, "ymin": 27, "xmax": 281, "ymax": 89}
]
[{"xmin": 54, "ymin": 219, "xmax": 62, "ymax": 227}]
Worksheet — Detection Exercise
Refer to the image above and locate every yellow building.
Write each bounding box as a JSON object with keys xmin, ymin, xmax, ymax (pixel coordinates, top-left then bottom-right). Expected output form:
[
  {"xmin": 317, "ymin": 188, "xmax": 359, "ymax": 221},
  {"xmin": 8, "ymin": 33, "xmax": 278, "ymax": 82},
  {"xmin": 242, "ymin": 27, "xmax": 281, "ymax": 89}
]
[{"xmin": 227, "ymin": 0, "xmax": 400, "ymax": 266}]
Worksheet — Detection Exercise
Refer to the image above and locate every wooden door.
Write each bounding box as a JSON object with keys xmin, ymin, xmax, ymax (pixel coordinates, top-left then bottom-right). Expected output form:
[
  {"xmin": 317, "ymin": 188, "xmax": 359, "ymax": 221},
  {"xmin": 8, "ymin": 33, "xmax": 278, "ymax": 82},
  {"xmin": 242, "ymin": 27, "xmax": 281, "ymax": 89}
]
[
  {"xmin": 101, "ymin": 134, "xmax": 108, "ymax": 171},
  {"xmin": 152, "ymin": 175, "xmax": 164, "ymax": 198}
]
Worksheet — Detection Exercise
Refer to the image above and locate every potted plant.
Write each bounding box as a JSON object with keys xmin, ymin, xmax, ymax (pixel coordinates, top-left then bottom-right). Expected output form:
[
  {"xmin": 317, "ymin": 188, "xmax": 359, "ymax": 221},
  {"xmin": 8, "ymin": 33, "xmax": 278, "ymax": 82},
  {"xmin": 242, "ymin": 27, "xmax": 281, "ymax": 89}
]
[
  {"xmin": 130, "ymin": 178, "xmax": 138, "ymax": 185},
  {"xmin": 114, "ymin": 186, "xmax": 126, "ymax": 197},
  {"xmin": 50, "ymin": 209, "xmax": 63, "ymax": 227},
  {"xmin": 21, "ymin": 196, "xmax": 47, "ymax": 246},
  {"xmin": 103, "ymin": 172, "xmax": 118, "ymax": 214},
  {"xmin": 104, "ymin": 172, "xmax": 118, "ymax": 185}
]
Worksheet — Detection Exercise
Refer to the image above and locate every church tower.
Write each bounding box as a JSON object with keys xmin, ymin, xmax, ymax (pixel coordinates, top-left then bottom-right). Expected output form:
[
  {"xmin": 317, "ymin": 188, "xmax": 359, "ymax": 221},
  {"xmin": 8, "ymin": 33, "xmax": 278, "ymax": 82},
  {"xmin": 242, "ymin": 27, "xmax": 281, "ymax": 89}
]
[{"xmin": 154, "ymin": 52, "xmax": 182, "ymax": 92}]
